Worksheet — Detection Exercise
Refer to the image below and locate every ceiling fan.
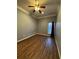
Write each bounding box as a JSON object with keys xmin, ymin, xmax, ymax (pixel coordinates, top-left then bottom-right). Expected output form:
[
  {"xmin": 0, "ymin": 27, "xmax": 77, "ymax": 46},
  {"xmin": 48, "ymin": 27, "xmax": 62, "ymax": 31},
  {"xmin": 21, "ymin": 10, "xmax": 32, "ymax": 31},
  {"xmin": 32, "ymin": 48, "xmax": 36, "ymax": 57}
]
[{"xmin": 28, "ymin": 0, "xmax": 46, "ymax": 14}]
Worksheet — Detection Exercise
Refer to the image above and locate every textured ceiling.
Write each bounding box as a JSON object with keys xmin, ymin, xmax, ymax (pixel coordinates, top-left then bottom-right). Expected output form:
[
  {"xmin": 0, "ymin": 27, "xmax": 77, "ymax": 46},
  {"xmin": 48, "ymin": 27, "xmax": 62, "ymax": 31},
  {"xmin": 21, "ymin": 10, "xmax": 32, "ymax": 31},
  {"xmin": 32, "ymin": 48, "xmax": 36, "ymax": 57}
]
[{"xmin": 17, "ymin": 0, "xmax": 60, "ymax": 18}]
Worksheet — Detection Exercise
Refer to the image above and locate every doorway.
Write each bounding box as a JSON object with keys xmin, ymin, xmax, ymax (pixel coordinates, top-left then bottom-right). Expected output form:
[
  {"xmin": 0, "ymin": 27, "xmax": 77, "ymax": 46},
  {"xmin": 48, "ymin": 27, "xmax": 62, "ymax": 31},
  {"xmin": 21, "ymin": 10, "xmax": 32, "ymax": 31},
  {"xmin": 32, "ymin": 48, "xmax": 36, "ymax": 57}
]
[{"xmin": 48, "ymin": 22, "xmax": 54, "ymax": 38}]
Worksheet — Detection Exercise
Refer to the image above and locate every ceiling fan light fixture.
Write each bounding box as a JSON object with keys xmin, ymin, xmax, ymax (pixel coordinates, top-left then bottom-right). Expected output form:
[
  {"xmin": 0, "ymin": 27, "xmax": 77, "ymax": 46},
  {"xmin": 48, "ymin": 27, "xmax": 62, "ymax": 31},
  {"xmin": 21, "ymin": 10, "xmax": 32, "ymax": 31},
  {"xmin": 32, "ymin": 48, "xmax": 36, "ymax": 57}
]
[
  {"xmin": 35, "ymin": 7, "xmax": 40, "ymax": 11},
  {"xmin": 28, "ymin": 0, "xmax": 45, "ymax": 13},
  {"xmin": 42, "ymin": 12, "xmax": 44, "ymax": 14}
]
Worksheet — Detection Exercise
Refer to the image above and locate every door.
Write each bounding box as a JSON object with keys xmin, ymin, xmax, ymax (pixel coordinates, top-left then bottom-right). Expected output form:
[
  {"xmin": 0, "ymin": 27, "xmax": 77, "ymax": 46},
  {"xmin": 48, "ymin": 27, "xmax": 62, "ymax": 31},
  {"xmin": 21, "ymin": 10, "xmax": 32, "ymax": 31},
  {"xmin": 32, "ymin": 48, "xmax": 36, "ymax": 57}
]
[{"xmin": 51, "ymin": 22, "xmax": 54, "ymax": 38}]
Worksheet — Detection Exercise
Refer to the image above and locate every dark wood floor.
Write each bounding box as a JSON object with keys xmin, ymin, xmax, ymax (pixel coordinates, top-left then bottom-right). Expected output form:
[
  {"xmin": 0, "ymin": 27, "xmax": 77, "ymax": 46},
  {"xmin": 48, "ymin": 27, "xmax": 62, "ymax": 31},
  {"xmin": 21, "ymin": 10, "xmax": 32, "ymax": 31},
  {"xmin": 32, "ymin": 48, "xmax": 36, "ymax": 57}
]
[{"xmin": 17, "ymin": 35, "xmax": 59, "ymax": 59}]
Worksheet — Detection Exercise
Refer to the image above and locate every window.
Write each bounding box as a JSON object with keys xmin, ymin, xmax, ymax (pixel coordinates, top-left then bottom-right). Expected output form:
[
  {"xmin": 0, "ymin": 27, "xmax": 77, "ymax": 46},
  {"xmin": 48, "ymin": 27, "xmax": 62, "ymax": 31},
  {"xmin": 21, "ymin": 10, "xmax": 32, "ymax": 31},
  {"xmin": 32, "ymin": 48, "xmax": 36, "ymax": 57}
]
[{"xmin": 48, "ymin": 23, "xmax": 52, "ymax": 34}]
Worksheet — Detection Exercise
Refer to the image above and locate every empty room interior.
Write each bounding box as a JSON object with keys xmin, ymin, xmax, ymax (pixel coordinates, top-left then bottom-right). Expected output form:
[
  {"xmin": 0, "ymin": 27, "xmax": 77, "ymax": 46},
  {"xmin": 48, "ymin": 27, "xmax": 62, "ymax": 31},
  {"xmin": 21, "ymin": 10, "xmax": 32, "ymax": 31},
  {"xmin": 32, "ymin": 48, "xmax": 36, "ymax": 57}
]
[{"xmin": 17, "ymin": 0, "xmax": 61, "ymax": 59}]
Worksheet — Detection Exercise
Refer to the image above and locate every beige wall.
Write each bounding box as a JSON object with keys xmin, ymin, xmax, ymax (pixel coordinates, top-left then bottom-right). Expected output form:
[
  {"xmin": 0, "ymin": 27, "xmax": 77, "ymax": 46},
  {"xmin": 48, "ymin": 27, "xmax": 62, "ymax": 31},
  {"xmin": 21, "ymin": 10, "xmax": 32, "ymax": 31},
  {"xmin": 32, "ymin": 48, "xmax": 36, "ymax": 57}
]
[
  {"xmin": 17, "ymin": 7, "xmax": 58, "ymax": 41},
  {"xmin": 55, "ymin": 6, "xmax": 61, "ymax": 56},
  {"xmin": 17, "ymin": 9, "xmax": 37, "ymax": 40},
  {"xmin": 17, "ymin": 8, "xmax": 55, "ymax": 40},
  {"xmin": 37, "ymin": 17, "xmax": 54, "ymax": 35}
]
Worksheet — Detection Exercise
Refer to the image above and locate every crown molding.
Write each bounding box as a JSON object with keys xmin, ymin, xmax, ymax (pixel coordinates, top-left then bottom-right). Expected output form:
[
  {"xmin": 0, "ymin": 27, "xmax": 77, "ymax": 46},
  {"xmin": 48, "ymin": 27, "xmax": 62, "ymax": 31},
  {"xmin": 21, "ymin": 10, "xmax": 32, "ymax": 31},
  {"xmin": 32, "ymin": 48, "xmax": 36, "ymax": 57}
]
[
  {"xmin": 17, "ymin": 6, "xmax": 57, "ymax": 19},
  {"xmin": 37, "ymin": 14, "xmax": 56, "ymax": 19},
  {"xmin": 17, "ymin": 6, "xmax": 29, "ymax": 15}
]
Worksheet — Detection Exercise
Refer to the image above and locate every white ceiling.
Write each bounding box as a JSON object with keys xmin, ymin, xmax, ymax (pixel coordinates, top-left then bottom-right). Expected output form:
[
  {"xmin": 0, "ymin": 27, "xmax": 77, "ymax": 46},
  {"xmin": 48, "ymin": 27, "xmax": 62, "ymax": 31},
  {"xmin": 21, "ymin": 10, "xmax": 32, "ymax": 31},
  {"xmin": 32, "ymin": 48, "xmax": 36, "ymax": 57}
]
[{"xmin": 17, "ymin": 0, "xmax": 60, "ymax": 18}]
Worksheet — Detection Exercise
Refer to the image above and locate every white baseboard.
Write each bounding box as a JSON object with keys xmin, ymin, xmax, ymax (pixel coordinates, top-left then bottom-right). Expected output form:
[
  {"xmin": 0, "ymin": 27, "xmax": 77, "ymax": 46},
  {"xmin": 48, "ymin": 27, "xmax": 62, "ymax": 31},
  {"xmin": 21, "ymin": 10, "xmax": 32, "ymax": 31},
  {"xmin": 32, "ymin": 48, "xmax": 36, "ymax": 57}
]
[
  {"xmin": 36, "ymin": 33, "xmax": 50, "ymax": 36},
  {"xmin": 55, "ymin": 38, "xmax": 61, "ymax": 58},
  {"xmin": 17, "ymin": 33, "xmax": 37, "ymax": 43},
  {"xmin": 17, "ymin": 33, "xmax": 49, "ymax": 43}
]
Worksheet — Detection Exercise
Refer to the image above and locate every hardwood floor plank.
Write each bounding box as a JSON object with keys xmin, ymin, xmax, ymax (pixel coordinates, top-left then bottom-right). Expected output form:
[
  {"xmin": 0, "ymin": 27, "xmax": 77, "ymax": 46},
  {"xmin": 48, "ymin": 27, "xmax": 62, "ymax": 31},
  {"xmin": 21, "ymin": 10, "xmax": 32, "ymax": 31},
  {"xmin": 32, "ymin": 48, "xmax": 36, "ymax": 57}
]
[{"xmin": 17, "ymin": 35, "xmax": 59, "ymax": 59}]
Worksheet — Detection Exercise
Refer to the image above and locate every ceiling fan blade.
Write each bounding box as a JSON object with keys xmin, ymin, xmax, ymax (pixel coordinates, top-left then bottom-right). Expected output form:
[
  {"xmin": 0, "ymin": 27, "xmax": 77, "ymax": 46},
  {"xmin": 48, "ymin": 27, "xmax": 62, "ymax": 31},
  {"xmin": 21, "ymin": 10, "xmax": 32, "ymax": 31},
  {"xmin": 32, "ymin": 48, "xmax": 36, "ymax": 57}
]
[
  {"xmin": 28, "ymin": 6, "xmax": 35, "ymax": 7},
  {"xmin": 40, "ymin": 6, "xmax": 46, "ymax": 8},
  {"xmin": 33, "ymin": 10, "xmax": 35, "ymax": 13},
  {"xmin": 39, "ymin": 10, "xmax": 41, "ymax": 13}
]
